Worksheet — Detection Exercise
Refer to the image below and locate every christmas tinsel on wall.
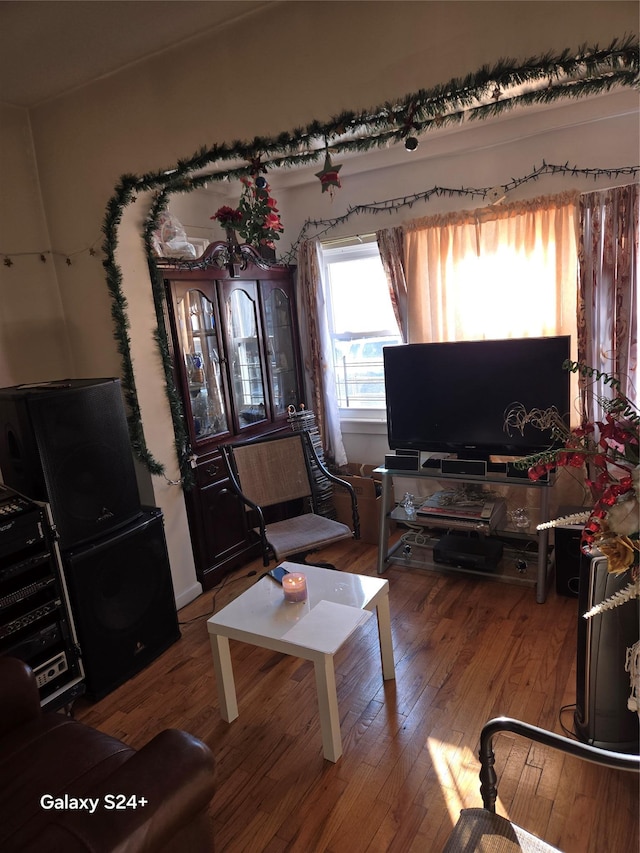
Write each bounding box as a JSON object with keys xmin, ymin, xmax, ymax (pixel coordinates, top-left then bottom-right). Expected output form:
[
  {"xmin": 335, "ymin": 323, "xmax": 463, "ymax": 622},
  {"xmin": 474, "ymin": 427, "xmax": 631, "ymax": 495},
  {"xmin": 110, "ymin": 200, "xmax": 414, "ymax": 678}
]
[{"xmin": 97, "ymin": 38, "xmax": 638, "ymax": 482}]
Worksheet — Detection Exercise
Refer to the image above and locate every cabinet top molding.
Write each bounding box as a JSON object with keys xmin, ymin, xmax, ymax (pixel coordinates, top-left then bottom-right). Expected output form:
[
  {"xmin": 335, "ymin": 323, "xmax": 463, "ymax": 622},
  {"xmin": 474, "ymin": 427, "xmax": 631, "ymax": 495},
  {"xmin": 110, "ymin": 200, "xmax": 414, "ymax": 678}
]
[{"xmin": 156, "ymin": 241, "xmax": 287, "ymax": 277}]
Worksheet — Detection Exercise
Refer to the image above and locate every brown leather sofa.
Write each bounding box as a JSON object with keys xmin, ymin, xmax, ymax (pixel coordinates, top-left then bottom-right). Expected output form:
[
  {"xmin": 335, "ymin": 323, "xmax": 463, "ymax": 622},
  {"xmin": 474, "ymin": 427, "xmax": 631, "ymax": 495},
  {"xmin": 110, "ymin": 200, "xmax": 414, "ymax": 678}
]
[{"xmin": 0, "ymin": 657, "xmax": 216, "ymax": 852}]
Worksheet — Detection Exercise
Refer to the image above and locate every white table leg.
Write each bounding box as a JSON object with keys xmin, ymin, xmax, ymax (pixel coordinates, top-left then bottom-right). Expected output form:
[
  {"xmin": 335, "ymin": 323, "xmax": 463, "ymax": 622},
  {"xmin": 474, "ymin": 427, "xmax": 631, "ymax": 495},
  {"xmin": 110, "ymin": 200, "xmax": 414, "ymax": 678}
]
[
  {"xmin": 314, "ymin": 654, "xmax": 342, "ymax": 762},
  {"xmin": 209, "ymin": 633, "xmax": 238, "ymax": 722},
  {"xmin": 374, "ymin": 592, "xmax": 395, "ymax": 680}
]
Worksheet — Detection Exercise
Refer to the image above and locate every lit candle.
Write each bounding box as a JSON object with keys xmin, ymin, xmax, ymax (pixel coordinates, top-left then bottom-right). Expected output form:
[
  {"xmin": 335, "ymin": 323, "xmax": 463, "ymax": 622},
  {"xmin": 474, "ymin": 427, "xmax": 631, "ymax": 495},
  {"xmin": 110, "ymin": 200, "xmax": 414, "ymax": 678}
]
[{"xmin": 282, "ymin": 572, "xmax": 307, "ymax": 603}]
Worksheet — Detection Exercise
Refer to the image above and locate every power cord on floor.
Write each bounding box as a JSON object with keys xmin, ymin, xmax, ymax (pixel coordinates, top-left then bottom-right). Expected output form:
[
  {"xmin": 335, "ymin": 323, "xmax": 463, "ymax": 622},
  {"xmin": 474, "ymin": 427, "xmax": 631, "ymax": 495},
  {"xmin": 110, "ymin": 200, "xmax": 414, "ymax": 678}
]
[
  {"xmin": 558, "ymin": 702, "xmax": 579, "ymax": 739},
  {"xmin": 178, "ymin": 569, "xmax": 258, "ymax": 625}
]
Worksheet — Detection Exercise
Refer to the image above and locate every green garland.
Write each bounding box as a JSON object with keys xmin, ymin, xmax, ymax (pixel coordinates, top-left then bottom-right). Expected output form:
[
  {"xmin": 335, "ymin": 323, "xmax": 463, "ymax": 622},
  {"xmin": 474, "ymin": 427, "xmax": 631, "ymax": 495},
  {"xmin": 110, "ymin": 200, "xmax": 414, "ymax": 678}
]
[
  {"xmin": 143, "ymin": 191, "xmax": 196, "ymax": 488},
  {"xmin": 99, "ymin": 38, "xmax": 639, "ymax": 480},
  {"xmin": 101, "ymin": 176, "xmax": 164, "ymax": 476}
]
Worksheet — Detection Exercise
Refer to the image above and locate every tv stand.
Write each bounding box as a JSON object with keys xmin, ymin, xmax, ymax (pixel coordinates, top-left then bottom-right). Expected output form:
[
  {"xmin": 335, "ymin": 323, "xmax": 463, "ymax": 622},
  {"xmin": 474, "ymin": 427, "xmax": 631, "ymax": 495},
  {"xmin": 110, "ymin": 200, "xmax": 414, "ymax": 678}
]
[{"xmin": 374, "ymin": 463, "xmax": 555, "ymax": 603}]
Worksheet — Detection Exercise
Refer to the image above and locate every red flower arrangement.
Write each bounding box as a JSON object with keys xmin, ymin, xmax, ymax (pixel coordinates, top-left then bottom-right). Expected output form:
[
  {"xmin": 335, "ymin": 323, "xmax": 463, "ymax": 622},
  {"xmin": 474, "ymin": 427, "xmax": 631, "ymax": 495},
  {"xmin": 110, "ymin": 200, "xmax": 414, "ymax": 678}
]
[
  {"xmin": 236, "ymin": 177, "xmax": 283, "ymax": 249},
  {"xmin": 507, "ymin": 362, "xmax": 639, "ymax": 715},
  {"xmin": 210, "ymin": 178, "xmax": 284, "ymax": 253},
  {"xmin": 211, "ymin": 206, "xmax": 243, "ymax": 230},
  {"xmin": 506, "ymin": 362, "xmax": 639, "ymax": 608}
]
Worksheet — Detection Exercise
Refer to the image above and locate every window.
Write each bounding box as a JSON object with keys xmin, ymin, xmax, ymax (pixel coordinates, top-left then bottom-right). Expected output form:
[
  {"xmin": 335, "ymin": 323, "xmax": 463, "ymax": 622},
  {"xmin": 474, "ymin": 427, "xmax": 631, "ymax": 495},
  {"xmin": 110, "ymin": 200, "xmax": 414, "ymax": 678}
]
[
  {"xmin": 322, "ymin": 240, "xmax": 402, "ymax": 413},
  {"xmin": 450, "ymin": 247, "xmax": 572, "ymax": 340}
]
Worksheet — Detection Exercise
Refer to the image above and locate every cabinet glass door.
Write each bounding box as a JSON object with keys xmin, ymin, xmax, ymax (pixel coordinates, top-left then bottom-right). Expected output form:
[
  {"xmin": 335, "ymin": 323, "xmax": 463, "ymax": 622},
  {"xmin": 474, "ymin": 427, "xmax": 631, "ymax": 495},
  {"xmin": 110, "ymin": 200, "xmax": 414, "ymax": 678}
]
[
  {"xmin": 176, "ymin": 288, "xmax": 229, "ymax": 441},
  {"xmin": 225, "ymin": 285, "xmax": 267, "ymax": 429},
  {"xmin": 263, "ymin": 286, "xmax": 300, "ymax": 415}
]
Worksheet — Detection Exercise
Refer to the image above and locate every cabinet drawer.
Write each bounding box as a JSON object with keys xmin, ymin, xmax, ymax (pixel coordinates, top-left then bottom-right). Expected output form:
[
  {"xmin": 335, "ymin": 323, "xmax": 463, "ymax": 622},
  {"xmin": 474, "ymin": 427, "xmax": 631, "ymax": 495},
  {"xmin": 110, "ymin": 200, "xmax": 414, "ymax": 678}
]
[{"xmin": 194, "ymin": 453, "xmax": 227, "ymax": 488}]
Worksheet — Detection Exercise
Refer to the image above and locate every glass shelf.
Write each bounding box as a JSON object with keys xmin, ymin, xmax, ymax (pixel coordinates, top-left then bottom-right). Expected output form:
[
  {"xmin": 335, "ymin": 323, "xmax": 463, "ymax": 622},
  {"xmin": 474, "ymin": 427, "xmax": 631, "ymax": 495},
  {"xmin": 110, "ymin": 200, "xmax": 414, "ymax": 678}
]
[
  {"xmin": 177, "ymin": 288, "xmax": 228, "ymax": 441},
  {"xmin": 376, "ymin": 465, "xmax": 554, "ymax": 603}
]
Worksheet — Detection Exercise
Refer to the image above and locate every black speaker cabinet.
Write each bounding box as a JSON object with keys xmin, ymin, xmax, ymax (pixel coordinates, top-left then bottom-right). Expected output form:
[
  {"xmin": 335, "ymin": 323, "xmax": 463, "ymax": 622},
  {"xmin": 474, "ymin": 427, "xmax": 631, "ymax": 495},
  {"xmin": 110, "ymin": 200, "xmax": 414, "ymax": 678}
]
[
  {"xmin": 62, "ymin": 508, "xmax": 180, "ymax": 700},
  {"xmin": 0, "ymin": 379, "xmax": 141, "ymax": 549},
  {"xmin": 575, "ymin": 554, "xmax": 639, "ymax": 752},
  {"xmin": 554, "ymin": 524, "xmax": 583, "ymax": 597}
]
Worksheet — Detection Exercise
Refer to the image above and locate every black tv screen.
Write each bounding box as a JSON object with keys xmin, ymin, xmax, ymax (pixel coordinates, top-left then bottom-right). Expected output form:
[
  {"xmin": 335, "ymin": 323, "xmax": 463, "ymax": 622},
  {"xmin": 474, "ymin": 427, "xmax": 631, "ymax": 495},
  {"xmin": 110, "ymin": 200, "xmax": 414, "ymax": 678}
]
[{"xmin": 383, "ymin": 335, "xmax": 571, "ymax": 459}]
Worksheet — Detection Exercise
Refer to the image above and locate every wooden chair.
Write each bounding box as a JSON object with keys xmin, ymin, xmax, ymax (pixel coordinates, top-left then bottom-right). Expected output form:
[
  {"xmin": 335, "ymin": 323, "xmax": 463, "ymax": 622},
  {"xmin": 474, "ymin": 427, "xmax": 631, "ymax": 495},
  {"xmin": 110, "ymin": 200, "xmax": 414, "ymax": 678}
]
[
  {"xmin": 443, "ymin": 716, "xmax": 640, "ymax": 852},
  {"xmin": 221, "ymin": 430, "xmax": 359, "ymax": 567}
]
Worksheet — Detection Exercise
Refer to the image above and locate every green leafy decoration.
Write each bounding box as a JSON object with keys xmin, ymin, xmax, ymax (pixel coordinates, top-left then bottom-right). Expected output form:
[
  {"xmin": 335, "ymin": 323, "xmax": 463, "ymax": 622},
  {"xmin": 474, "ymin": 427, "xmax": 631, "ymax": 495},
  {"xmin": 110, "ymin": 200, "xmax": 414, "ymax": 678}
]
[
  {"xmin": 99, "ymin": 38, "xmax": 639, "ymax": 478},
  {"xmin": 236, "ymin": 178, "xmax": 284, "ymax": 248}
]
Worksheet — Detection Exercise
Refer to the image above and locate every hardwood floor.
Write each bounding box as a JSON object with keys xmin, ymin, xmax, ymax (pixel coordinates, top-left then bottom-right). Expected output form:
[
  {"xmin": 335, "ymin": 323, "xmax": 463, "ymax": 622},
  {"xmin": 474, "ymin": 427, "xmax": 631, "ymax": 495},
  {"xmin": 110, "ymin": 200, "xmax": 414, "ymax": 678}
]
[{"xmin": 74, "ymin": 537, "xmax": 638, "ymax": 852}]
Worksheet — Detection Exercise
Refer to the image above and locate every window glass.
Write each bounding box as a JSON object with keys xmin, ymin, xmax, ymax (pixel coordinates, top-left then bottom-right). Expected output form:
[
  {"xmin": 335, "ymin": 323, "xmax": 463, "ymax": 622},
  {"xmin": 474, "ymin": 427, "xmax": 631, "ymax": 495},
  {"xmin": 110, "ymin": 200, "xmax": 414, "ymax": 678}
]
[{"xmin": 323, "ymin": 242, "xmax": 402, "ymax": 411}]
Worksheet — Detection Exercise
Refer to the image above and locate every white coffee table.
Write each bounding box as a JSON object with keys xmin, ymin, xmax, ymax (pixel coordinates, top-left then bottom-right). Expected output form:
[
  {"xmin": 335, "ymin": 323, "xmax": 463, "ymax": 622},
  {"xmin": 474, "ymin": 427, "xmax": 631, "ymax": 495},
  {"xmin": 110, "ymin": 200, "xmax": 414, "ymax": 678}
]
[{"xmin": 207, "ymin": 561, "xmax": 395, "ymax": 762}]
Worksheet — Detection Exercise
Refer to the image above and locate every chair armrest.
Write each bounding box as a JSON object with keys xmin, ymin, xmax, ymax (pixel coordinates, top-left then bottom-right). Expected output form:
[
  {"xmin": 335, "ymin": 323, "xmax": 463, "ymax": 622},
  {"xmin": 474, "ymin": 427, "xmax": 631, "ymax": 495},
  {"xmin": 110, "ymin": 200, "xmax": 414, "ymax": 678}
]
[
  {"xmin": 0, "ymin": 657, "xmax": 42, "ymax": 735},
  {"xmin": 479, "ymin": 716, "xmax": 640, "ymax": 812},
  {"xmin": 302, "ymin": 434, "xmax": 361, "ymax": 540},
  {"xmin": 35, "ymin": 729, "xmax": 215, "ymax": 853},
  {"xmin": 324, "ymin": 472, "xmax": 360, "ymax": 540}
]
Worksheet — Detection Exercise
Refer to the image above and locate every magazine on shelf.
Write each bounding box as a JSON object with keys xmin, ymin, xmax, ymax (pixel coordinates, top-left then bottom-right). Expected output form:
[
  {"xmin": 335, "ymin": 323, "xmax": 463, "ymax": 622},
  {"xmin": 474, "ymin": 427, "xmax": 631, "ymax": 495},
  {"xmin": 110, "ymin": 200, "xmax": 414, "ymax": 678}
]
[{"xmin": 416, "ymin": 490, "xmax": 495, "ymax": 521}]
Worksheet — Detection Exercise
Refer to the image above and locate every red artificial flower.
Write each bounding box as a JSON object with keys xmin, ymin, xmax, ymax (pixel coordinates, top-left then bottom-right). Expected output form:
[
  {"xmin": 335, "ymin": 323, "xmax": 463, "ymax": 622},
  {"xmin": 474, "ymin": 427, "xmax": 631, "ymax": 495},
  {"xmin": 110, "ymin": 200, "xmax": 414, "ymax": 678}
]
[
  {"xmin": 264, "ymin": 212, "xmax": 283, "ymax": 231},
  {"xmin": 211, "ymin": 206, "xmax": 242, "ymax": 227},
  {"xmin": 573, "ymin": 424, "xmax": 595, "ymax": 437},
  {"xmin": 528, "ymin": 463, "xmax": 549, "ymax": 481}
]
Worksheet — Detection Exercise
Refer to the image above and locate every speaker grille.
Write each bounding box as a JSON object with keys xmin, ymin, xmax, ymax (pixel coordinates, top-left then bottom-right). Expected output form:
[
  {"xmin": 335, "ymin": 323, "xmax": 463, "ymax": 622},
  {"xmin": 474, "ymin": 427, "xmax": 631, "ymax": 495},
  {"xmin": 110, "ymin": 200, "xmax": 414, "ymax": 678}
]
[
  {"xmin": 64, "ymin": 510, "xmax": 180, "ymax": 700},
  {"xmin": 575, "ymin": 555, "xmax": 639, "ymax": 751},
  {"xmin": 554, "ymin": 525, "xmax": 582, "ymax": 597},
  {"xmin": 0, "ymin": 379, "xmax": 141, "ymax": 548}
]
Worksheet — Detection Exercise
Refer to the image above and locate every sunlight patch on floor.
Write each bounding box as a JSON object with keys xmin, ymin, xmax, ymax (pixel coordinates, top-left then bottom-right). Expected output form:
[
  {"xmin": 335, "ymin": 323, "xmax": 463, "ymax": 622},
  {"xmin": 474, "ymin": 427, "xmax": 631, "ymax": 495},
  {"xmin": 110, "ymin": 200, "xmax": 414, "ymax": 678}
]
[{"xmin": 427, "ymin": 736, "xmax": 509, "ymax": 823}]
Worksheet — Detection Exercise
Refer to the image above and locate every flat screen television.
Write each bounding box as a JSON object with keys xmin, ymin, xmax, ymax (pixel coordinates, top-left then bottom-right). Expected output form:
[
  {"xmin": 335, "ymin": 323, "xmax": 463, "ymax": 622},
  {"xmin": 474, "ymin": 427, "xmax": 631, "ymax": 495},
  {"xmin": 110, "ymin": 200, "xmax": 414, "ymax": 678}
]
[{"xmin": 383, "ymin": 335, "xmax": 571, "ymax": 460}]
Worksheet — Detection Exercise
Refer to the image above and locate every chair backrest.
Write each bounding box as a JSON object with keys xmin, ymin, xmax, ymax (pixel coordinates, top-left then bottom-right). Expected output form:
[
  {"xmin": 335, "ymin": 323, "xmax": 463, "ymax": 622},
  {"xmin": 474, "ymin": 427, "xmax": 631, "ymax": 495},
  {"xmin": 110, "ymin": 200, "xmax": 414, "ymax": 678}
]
[{"xmin": 230, "ymin": 433, "xmax": 313, "ymax": 509}]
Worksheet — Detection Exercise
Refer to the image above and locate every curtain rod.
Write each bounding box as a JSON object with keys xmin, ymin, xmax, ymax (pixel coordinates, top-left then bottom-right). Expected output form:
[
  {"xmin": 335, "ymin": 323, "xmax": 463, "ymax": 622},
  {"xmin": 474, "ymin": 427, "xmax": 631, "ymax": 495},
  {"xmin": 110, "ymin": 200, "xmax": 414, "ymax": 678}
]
[
  {"xmin": 578, "ymin": 181, "xmax": 638, "ymax": 194},
  {"xmin": 320, "ymin": 233, "xmax": 376, "ymax": 248},
  {"xmin": 312, "ymin": 180, "xmax": 637, "ymax": 251}
]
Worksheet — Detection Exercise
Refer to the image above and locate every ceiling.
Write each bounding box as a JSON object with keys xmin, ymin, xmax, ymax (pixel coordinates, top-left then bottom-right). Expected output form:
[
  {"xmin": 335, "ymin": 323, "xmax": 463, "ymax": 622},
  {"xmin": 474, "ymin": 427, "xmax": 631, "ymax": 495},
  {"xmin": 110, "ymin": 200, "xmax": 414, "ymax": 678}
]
[
  {"xmin": 0, "ymin": 1, "xmax": 274, "ymax": 108},
  {"xmin": 0, "ymin": 0, "xmax": 539, "ymax": 188},
  {"xmin": 2, "ymin": 2, "xmax": 635, "ymax": 189}
]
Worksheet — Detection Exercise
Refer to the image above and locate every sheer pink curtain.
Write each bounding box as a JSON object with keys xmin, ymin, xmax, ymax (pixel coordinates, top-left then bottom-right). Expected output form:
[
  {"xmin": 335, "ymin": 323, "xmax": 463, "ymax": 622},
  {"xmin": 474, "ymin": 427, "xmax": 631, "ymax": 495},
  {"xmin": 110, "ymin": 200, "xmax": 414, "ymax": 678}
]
[
  {"xmin": 296, "ymin": 238, "xmax": 347, "ymax": 465},
  {"xmin": 577, "ymin": 184, "xmax": 638, "ymax": 423},
  {"xmin": 402, "ymin": 192, "xmax": 580, "ymax": 346}
]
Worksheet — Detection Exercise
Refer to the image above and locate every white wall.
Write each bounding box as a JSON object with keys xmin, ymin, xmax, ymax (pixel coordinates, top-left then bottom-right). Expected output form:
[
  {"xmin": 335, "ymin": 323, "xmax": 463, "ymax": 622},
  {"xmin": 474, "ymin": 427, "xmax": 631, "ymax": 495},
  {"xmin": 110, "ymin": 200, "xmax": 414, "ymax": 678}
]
[
  {"xmin": 1, "ymin": 1, "xmax": 637, "ymax": 605},
  {"xmin": 0, "ymin": 105, "xmax": 73, "ymax": 385}
]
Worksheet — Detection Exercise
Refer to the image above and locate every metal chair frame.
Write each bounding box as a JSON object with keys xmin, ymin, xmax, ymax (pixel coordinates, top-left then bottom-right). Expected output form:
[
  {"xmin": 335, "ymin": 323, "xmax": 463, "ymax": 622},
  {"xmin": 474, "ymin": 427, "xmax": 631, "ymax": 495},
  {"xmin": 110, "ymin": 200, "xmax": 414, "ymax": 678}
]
[
  {"xmin": 221, "ymin": 430, "xmax": 360, "ymax": 567},
  {"xmin": 444, "ymin": 715, "xmax": 639, "ymax": 851},
  {"xmin": 479, "ymin": 715, "xmax": 639, "ymax": 813}
]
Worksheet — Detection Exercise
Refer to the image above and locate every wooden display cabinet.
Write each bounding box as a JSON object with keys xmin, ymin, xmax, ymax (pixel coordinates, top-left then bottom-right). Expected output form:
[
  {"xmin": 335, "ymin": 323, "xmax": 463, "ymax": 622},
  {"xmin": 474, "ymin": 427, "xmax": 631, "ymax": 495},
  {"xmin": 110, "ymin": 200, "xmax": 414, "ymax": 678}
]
[{"xmin": 161, "ymin": 245, "xmax": 303, "ymax": 589}]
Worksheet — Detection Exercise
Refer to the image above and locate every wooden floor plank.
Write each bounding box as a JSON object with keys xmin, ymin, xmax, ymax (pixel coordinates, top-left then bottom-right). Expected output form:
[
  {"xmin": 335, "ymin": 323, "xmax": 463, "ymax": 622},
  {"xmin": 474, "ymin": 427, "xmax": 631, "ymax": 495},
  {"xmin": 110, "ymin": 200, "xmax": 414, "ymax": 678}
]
[{"xmin": 73, "ymin": 538, "xmax": 638, "ymax": 852}]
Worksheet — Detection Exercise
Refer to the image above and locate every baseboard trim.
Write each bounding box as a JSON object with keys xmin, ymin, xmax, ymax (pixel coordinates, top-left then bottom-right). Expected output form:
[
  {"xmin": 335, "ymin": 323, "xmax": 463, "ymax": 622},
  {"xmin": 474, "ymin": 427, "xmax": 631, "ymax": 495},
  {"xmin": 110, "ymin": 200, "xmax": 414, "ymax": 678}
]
[{"xmin": 176, "ymin": 581, "xmax": 204, "ymax": 611}]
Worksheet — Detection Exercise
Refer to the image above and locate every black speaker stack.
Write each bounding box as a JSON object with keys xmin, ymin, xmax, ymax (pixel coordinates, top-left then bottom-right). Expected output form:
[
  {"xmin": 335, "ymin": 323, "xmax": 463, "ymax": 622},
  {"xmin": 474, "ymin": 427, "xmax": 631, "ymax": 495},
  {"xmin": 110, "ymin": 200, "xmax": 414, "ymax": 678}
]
[
  {"xmin": 0, "ymin": 379, "xmax": 180, "ymax": 700},
  {"xmin": 575, "ymin": 554, "xmax": 639, "ymax": 753}
]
